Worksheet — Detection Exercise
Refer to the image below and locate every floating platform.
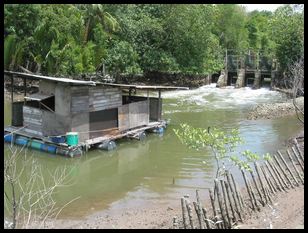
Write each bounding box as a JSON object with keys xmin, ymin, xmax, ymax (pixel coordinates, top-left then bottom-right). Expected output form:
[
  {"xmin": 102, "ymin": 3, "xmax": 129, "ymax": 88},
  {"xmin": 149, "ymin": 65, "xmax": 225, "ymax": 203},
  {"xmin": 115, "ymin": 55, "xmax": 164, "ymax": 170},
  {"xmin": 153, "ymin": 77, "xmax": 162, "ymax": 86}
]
[{"xmin": 4, "ymin": 121, "xmax": 167, "ymax": 158}]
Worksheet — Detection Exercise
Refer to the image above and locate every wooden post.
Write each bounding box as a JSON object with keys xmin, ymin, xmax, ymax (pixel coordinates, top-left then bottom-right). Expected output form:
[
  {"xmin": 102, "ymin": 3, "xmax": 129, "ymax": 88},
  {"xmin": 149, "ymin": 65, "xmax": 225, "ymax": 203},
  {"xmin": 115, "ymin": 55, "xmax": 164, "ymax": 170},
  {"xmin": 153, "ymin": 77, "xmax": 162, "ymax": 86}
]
[
  {"xmin": 264, "ymin": 161, "xmax": 282, "ymax": 191},
  {"xmin": 224, "ymin": 180, "xmax": 237, "ymax": 223},
  {"xmin": 193, "ymin": 201, "xmax": 203, "ymax": 229},
  {"xmin": 263, "ymin": 162, "xmax": 279, "ymax": 192},
  {"xmin": 268, "ymin": 159, "xmax": 288, "ymax": 190},
  {"xmin": 202, "ymin": 207, "xmax": 211, "ymax": 229},
  {"xmin": 265, "ymin": 161, "xmax": 285, "ymax": 191},
  {"xmin": 291, "ymin": 146, "xmax": 304, "ymax": 173},
  {"xmin": 226, "ymin": 171, "xmax": 242, "ymax": 220},
  {"xmin": 220, "ymin": 179, "xmax": 231, "ymax": 228},
  {"xmin": 181, "ymin": 197, "xmax": 188, "ymax": 229},
  {"xmin": 11, "ymin": 75, "xmax": 14, "ymax": 125},
  {"xmin": 231, "ymin": 173, "xmax": 245, "ymax": 210},
  {"xmin": 172, "ymin": 216, "xmax": 178, "ymax": 229},
  {"xmin": 249, "ymin": 170, "xmax": 265, "ymax": 206},
  {"xmin": 241, "ymin": 169, "xmax": 256, "ymax": 211},
  {"xmin": 209, "ymin": 189, "xmax": 217, "ymax": 220},
  {"xmin": 215, "ymin": 179, "xmax": 227, "ymax": 228},
  {"xmin": 294, "ymin": 138, "xmax": 304, "ymax": 162},
  {"xmin": 246, "ymin": 174, "xmax": 260, "ymax": 211},
  {"xmin": 254, "ymin": 162, "xmax": 269, "ymax": 203},
  {"xmin": 157, "ymin": 90, "xmax": 161, "ymax": 121},
  {"xmin": 273, "ymin": 154, "xmax": 294, "ymax": 188},
  {"xmin": 287, "ymin": 149, "xmax": 304, "ymax": 184},
  {"xmin": 24, "ymin": 77, "xmax": 27, "ymax": 97},
  {"xmin": 185, "ymin": 198, "xmax": 194, "ymax": 229},
  {"xmin": 277, "ymin": 150, "xmax": 298, "ymax": 186},
  {"xmin": 260, "ymin": 165, "xmax": 276, "ymax": 194}
]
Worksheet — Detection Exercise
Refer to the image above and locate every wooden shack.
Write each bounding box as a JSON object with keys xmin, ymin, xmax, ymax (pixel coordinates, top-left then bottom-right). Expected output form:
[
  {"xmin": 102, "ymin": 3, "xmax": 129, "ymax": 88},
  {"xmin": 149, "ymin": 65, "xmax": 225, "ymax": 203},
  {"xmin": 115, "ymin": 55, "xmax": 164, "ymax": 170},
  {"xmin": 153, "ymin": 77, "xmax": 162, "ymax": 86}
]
[{"xmin": 4, "ymin": 71, "xmax": 188, "ymax": 157}]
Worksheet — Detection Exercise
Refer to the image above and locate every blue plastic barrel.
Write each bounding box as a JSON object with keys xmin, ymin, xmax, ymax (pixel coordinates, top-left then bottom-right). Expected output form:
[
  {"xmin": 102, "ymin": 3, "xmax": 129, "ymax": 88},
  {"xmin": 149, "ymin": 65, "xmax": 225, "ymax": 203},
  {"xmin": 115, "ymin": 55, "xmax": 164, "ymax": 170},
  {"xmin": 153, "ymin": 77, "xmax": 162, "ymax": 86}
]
[
  {"xmin": 4, "ymin": 134, "xmax": 13, "ymax": 143},
  {"xmin": 47, "ymin": 145, "xmax": 57, "ymax": 154},
  {"xmin": 15, "ymin": 136, "xmax": 28, "ymax": 146}
]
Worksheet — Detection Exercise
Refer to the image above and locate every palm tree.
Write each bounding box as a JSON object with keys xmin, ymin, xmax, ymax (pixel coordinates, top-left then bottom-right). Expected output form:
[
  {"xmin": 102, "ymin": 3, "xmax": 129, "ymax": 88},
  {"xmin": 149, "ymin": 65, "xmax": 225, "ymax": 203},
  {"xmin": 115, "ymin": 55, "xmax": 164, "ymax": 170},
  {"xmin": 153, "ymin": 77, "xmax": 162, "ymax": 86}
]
[{"xmin": 77, "ymin": 4, "xmax": 119, "ymax": 45}]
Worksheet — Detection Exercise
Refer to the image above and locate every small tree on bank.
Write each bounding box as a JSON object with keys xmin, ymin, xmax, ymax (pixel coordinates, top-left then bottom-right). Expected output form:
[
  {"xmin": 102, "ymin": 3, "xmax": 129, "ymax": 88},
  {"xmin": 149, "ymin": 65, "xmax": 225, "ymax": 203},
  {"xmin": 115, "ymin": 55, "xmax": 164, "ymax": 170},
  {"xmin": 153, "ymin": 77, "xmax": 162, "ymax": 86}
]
[{"xmin": 4, "ymin": 146, "xmax": 79, "ymax": 229}]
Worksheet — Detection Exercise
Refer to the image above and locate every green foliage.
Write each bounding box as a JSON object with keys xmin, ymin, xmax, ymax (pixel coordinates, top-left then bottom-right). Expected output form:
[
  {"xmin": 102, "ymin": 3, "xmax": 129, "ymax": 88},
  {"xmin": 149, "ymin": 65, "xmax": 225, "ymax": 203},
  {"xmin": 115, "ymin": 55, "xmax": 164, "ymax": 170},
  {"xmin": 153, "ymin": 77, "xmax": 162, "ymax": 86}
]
[
  {"xmin": 174, "ymin": 123, "xmax": 243, "ymax": 177},
  {"xmin": 4, "ymin": 4, "xmax": 304, "ymax": 77},
  {"xmin": 270, "ymin": 5, "xmax": 304, "ymax": 71}
]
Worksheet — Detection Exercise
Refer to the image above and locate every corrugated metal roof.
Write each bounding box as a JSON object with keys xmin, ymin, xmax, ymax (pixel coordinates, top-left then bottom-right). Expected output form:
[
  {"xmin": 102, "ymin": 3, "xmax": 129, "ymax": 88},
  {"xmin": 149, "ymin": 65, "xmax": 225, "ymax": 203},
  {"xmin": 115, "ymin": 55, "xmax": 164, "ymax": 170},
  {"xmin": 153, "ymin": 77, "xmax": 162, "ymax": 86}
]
[
  {"xmin": 96, "ymin": 82, "xmax": 189, "ymax": 90},
  {"xmin": 24, "ymin": 93, "xmax": 54, "ymax": 101},
  {"xmin": 4, "ymin": 71, "xmax": 96, "ymax": 86},
  {"xmin": 5, "ymin": 71, "xmax": 189, "ymax": 90}
]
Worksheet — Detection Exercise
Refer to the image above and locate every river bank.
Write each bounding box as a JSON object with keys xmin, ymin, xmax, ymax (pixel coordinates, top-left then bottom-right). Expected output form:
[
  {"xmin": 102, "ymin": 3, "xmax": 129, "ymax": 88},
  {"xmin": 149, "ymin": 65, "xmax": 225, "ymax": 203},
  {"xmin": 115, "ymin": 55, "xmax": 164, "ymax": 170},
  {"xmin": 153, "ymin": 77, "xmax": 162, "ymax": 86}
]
[{"xmin": 44, "ymin": 129, "xmax": 304, "ymax": 229}]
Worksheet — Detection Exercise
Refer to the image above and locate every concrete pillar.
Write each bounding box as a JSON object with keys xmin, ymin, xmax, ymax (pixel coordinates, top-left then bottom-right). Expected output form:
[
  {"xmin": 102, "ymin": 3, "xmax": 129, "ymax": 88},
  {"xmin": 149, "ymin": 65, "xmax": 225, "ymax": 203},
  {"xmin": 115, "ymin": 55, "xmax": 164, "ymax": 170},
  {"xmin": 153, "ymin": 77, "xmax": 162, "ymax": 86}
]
[
  {"xmin": 205, "ymin": 74, "xmax": 212, "ymax": 85},
  {"xmin": 253, "ymin": 70, "xmax": 261, "ymax": 89},
  {"xmin": 216, "ymin": 70, "xmax": 227, "ymax": 88},
  {"xmin": 270, "ymin": 71, "xmax": 276, "ymax": 89},
  {"xmin": 235, "ymin": 68, "xmax": 245, "ymax": 88}
]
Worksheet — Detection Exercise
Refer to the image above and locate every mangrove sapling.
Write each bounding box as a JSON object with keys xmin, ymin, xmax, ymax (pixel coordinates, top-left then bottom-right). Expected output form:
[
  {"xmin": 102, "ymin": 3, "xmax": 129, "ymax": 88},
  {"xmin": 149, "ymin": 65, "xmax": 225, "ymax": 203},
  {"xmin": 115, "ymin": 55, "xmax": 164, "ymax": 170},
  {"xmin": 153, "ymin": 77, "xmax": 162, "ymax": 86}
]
[{"xmin": 174, "ymin": 124, "xmax": 243, "ymax": 179}]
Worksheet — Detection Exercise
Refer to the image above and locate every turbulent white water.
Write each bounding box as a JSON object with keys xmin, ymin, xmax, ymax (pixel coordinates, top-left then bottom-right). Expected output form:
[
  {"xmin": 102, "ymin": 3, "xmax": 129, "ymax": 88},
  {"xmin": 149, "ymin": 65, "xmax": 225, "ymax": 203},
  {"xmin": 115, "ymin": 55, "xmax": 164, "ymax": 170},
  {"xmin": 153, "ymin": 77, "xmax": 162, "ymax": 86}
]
[{"xmin": 163, "ymin": 83, "xmax": 286, "ymax": 111}]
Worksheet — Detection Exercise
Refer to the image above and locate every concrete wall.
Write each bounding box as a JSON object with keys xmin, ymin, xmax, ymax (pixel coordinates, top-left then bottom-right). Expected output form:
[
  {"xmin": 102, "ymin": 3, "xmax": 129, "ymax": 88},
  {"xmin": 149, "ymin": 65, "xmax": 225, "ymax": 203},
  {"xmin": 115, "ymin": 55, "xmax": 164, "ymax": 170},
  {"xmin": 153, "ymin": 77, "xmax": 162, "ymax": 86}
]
[
  {"xmin": 39, "ymin": 80, "xmax": 56, "ymax": 95},
  {"xmin": 55, "ymin": 84, "xmax": 71, "ymax": 116},
  {"xmin": 71, "ymin": 112, "xmax": 89, "ymax": 143},
  {"xmin": 42, "ymin": 111, "xmax": 71, "ymax": 137}
]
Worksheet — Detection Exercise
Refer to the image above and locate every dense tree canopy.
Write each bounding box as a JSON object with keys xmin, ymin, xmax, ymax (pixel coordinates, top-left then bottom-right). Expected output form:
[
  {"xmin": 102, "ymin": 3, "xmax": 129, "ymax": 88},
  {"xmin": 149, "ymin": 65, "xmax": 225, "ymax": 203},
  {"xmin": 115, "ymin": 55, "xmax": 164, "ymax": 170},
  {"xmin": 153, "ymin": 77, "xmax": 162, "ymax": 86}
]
[{"xmin": 4, "ymin": 4, "xmax": 304, "ymax": 79}]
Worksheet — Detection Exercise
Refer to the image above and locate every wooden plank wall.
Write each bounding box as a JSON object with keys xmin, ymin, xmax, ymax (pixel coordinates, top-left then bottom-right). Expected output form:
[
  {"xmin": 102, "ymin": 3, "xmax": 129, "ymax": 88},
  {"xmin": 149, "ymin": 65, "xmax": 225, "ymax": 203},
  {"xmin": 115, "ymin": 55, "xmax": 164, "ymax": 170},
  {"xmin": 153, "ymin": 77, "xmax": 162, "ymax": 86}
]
[
  {"xmin": 71, "ymin": 112, "xmax": 89, "ymax": 142},
  {"xmin": 118, "ymin": 100, "xmax": 149, "ymax": 131},
  {"xmin": 71, "ymin": 87, "xmax": 89, "ymax": 114},
  {"xmin": 42, "ymin": 111, "xmax": 71, "ymax": 137},
  {"xmin": 89, "ymin": 108, "xmax": 118, "ymax": 139},
  {"xmin": 23, "ymin": 106, "xmax": 43, "ymax": 137},
  {"xmin": 89, "ymin": 86, "xmax": 122, "ymax": 112},
  {"xmin": 149, "ymin": 98, "xmax": 162, "ymax": 121}
]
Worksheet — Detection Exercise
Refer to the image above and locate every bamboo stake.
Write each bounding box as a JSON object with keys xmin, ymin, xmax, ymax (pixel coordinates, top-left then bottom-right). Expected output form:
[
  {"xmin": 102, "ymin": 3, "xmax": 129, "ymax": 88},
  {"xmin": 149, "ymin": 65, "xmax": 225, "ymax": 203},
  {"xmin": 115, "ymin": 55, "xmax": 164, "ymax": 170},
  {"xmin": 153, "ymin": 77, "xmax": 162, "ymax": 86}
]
[
  {"xmin": 277, "ymin": 150, "xmax": 299, "ymax": 186},
  {"xmin": 226, "ymin": 171, "xmax": 242, "ymax": 220},
  {"xmin": 246, "ymin": 175, "xmax": 260, "ymax": 211},
  {"xmin": 224, "ymin": 180, "xmax": 237, "ymax": 223},
  {"xmin": 185, "ymin": 198, "xmax": 194, "ymax": 229},
  {"xmin": 265, "ymin": 160, "xmax": 284, "ymax": 191},
  {"xmin": 181, "ymin": 197, "xmax": 188, "ymax": 229},
  {"xmin": 260, "ymin": 165, "xmax": 276, "ymax": 194},
  {"xmin": 209, "ymin": 189, "xmax": 217, "ymax": 220},
  {"xmin": 220, "ymin": 179, "xmax": 231, "ymax": 228},
  {"xmin": 291, "ymin": 146, "xmax": 304, "ymax": 173},
  {"xmin": 195, "ymin": 190, "xmax": 204, "ymax": 229},
  {"xmin": 202, "ymin": 207, "xmax": 211, "ymax": 229},
  {"xmin": 172, "ymin": 216, "xmax": 178, "ymax": 229},
  {"xmin": 287, "ymin": 149, "xmax": 304, "ymax": 184},
  {"xmin": 273, "ymin": 153, "xmax": 294, "ymax": 188},
  {"xmin": 193, "ymin": 201, "xmax": 203, "ymax": 229},
  {"xmin": 264, "ymin": 161, "xmax": 280, "ymax": 192},
  {"xmin": 241, "ymin": 169, "xmax": 255, "ymax": 211},
  {"xmin": 214, "ymin": 216, "xmax": 221, "ymax": 229},
  {"xmin": 268, "ymin": 159, "xmax": 288, "ymax": 190},
  {"xmin": 294, "ymin": 138, "xmax": 304, "ymax": 162},
  {"xmin": 214, "ymin": 179, "xmax": 227, "ymax": 228},
  {"xmin": 254, "ymin": 162, "xmax": 270, "ymax": 203},
  {"xmin": 230, "ymin": 172, "xmax": 245, "ymax": 211},
  {"xmin": 249, "ymin": 170, "xmax": 265, "ymax": 206}
]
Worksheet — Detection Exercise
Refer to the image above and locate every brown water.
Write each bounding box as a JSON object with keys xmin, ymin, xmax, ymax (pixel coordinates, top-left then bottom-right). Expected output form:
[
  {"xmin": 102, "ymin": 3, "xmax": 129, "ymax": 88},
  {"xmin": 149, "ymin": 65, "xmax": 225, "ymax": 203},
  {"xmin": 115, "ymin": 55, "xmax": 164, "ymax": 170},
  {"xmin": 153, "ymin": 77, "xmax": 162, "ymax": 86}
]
[{"xmin": 4, "ymin": 85, "xmax": 302, "ymax": 219}]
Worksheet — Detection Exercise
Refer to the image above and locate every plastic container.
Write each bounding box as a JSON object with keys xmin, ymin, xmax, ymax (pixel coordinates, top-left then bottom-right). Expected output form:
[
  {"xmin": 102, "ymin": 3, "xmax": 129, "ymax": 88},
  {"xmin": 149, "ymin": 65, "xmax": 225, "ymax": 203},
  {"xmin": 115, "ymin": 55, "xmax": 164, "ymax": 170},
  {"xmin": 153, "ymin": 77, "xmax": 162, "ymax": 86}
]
[
  {"xmin": 30, "ymin": 140, "xmax": 42, "ymax": 150},
  {"xmin": 15, "ymin": 136, "xmax": 28, "ymax": 146},
  {"xmin": 4, "ymin": 134, "xmax": 13, "ymax": 143},
  {"xmin": 66, "ymin": 132, "xmax": 79, "ymax": 146},
  {"xmin": 50, "ymin": 136, "xmax": 66, "ymax": 143}
]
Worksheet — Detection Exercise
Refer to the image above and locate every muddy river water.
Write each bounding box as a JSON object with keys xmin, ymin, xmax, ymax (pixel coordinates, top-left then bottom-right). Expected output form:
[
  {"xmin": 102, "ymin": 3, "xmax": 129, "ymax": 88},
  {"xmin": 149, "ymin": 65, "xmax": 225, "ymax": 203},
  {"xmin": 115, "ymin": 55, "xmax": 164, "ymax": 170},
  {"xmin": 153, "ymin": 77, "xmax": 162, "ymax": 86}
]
[{"xmin": 4, "ymin": 84, "xmax": 302, "ymax": 219}]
